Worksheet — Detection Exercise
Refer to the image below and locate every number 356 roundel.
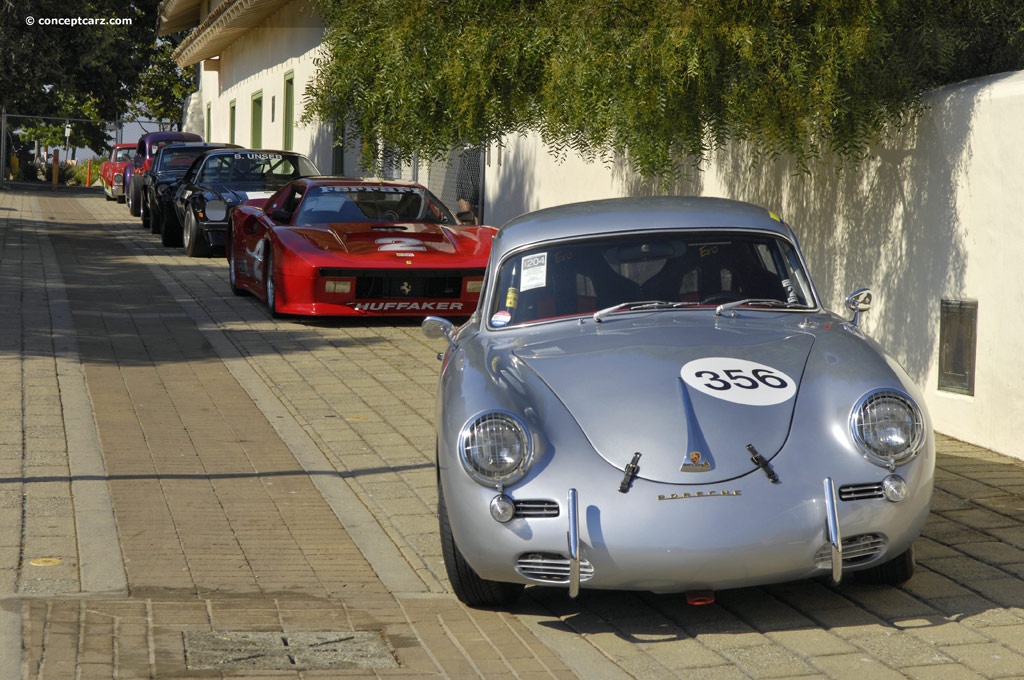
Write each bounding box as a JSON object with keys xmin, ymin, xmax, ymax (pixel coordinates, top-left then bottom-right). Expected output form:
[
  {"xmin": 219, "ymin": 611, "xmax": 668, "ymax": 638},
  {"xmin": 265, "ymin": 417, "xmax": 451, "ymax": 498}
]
[{"xmin": 681, "ymin": 358, "xmax": 797, "ymax": 406}]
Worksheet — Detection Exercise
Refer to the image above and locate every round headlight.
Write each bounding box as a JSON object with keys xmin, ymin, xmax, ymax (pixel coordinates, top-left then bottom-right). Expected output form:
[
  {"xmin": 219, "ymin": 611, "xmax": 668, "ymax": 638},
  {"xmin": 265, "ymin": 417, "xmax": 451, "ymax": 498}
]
[
  {"xmin": 851, "ymin": 390, "xmax": 925, "ymax": 469},
  {"xmin": 459, "ymin": 411, "xmax": 533, "ymax": 487},
  {"xmin": 204, "ymin": 199, "xmax": 228, "ymax": 221}
]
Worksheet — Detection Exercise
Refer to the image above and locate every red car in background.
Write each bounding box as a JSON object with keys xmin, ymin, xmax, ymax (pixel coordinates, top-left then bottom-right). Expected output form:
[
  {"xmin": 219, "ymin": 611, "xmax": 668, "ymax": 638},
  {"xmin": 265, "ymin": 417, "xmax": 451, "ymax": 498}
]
[
  {"xmin": 100, "ymin": 143, "xmax": 136, "ymax": 202},
  {"xmin": 226, "ymin": 177, "xmax": 495, "ymax": 317}
]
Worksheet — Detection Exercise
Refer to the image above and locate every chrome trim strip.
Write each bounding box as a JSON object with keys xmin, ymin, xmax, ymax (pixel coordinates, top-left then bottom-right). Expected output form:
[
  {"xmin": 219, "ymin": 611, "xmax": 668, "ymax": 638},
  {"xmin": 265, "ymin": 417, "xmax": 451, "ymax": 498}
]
[
  {"xmin": 567, "ymin": 488, "xmax": 580, "ymax": 598},
  {"xmin": 824, "ymin": 477, "xmax": 843, "ymax": 584}
]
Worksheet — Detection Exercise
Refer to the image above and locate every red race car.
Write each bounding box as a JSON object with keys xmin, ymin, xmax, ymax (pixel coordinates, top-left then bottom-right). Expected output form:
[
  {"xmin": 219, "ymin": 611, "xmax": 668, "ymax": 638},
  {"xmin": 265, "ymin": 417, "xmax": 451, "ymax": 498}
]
[
  {"xmin": 100, "ymin": 143, "xmax": 136, "ymax": 202},
  {"xmin": 226, "ymin": 177, "xmax": 496, "ymax": 317}
]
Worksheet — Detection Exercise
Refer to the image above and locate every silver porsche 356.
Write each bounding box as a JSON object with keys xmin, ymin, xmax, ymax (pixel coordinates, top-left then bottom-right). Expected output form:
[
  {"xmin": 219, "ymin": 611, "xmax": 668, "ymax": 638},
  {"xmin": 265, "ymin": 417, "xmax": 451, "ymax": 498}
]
[{"xmin": 423, "ymin": 196, "xmax": 934, "ymax": 608}]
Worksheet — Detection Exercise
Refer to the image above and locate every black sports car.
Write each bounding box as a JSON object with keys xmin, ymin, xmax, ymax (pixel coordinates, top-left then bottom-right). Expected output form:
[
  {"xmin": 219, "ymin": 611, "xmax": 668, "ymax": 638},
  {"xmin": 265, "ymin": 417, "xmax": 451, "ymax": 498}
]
[
  {"xmin": 141, "ymin": 142, "xmax": 239, "ymax": 244},
  {"xmin": 172, "ymin": 149, "xmax": 319, "ymax": 257}
]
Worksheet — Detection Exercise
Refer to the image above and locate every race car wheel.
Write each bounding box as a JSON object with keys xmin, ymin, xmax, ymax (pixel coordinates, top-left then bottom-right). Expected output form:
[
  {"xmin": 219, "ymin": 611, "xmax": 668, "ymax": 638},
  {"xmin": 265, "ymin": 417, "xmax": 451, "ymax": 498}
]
[
  {"xmin": 140, "ymin": 193, "xmax": 151, "ymax": 231},
  {"xmin": 438, "ymin": 480, "xmax": 524, "ymax": 607},
  {"xmin": 855, "ymin": 545, "xmax": 915, "ymax": 586},
  {"xmin": 227, "ymin": 231, "xmax": 246, "ymax": 296},
  {"xmin": 183, "ymin": 211, "xmax": 212, "ymax": 258},
  {"xmin": 148, "ymin": 199, "xmax": 162, "ymax": 235},
  {"xmin": 265, "ymin": 249, "xmax": 282, "ymax": 317},
  {"xmin": 129, "ymin": 177, "xmax": 141, "ymax": 217}
]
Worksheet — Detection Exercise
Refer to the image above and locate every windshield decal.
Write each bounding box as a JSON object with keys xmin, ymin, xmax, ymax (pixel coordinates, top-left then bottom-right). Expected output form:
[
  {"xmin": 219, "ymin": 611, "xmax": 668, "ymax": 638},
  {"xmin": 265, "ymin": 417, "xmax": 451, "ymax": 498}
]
[{"xmin": 520, "ymin": 253, "xmax": 547, "ymax": 291}]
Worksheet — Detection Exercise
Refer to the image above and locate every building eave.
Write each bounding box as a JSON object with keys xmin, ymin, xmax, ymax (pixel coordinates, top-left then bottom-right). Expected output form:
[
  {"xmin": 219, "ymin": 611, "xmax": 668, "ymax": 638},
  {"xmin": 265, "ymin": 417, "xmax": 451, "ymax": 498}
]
[
  {"xmin": 166, "ymin": 0, "xmax": 293, "ymax": 67},
  {"xmin": 158, "ymin": 0, "xmax": 202, "ymax": 36}
]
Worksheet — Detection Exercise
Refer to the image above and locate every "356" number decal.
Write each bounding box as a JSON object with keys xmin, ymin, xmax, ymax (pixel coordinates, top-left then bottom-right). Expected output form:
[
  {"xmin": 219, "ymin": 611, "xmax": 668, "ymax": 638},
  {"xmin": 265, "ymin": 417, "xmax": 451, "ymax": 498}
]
[{"xmin": 681, "ymin": 358, "xmax": 797, "ymax": 406}]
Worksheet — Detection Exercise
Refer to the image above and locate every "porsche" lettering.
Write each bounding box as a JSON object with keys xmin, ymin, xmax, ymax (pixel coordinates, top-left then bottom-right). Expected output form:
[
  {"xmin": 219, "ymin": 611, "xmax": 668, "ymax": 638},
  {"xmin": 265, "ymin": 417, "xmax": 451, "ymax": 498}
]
[
  {"xmin": 352, "ymin": 302, "xmax": 465, "ymax": 311},
  {"xmin": 657, "ymin": 490, "xmax": 742, "ymax": 501}
]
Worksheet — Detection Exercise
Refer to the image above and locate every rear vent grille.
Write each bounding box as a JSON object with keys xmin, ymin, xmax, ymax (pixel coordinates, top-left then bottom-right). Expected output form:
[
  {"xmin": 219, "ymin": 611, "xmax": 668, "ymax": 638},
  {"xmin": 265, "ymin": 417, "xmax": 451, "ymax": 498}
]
[
  {"xmin": 514, "ymin": 499, "xmax": 560, "ymax": 518},
  {"xmin": 814, "ymin": 533, "xmax": 887, "ymax": 568},
  {"xmin": 516, "ymin": 553, "xmax": 595, "ymax": 584},
  {"xmin": 838, "ymin": 482, "xmax": 884, "ymax": 501}
]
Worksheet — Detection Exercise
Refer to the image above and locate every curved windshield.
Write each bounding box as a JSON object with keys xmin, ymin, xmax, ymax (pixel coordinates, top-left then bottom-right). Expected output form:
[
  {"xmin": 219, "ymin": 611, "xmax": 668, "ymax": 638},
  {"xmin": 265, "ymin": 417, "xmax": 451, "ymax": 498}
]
[
  {"xmin": 197, "ymin": 152, "xmax": 319, "ymax": 186},
  {"xmin": 488, "ymin": 231, "xmax": 815, "ymax": 328},
  {"xmin": 292, "ymin": 185, "xmax": 457, "ymax": 225},
  {"xmin": 156, "ymin": 147, "xmax": 207, "ymax": 172}
]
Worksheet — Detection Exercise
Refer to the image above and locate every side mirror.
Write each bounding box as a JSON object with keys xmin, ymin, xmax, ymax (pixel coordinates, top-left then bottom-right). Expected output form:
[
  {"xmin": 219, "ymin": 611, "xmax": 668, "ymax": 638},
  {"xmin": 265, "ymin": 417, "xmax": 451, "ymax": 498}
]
[
  {"xmin": 422, "ymin": 316, "xmax": 456, "ymax": 359},
  {"xmin": 271, "ymin": 208, "xmax": 293, "ymax": 223},
  {"xmin": 844, "ymin": 288, "xmax": 873, "ymax": 327}
]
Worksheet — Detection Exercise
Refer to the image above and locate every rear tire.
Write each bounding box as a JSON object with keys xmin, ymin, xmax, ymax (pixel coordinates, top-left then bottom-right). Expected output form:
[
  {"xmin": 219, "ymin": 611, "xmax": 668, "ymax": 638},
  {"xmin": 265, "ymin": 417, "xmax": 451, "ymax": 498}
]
[
  {"xmin": 128, "ymin": 177, "xmax": 141, "ymax": 216},
  {"xmin": 438, "ymin": 481, "xmax": 524, "ymax": 607},
  {"xmin": 856, "ymin": 545, "xmax": 915, "ymax": 585}
]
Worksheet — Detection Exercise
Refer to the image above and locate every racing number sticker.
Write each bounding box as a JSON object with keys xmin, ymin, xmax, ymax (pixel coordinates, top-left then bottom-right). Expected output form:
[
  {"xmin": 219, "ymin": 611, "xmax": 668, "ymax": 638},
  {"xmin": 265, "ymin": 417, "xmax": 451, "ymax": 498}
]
[
  {"xmin": 680, "ymin": 358, "xmax": 796, "ymax": 406},
  {"xmin": 376, "ymin": 237, "xmax": 427, "ymax": 252}
]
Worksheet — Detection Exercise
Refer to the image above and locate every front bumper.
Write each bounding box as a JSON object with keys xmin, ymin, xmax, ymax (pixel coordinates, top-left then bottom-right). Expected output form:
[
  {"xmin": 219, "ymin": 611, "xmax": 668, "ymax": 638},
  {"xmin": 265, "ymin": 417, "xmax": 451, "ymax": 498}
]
[{"xmin": 442, "ymin": 462, "xmax": 932, "ymax": 595}]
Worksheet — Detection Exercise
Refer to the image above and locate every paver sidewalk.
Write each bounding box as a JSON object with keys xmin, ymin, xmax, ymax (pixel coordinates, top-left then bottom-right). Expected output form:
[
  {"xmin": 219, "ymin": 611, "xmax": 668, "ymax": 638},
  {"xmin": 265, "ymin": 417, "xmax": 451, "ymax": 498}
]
[
  {"xmin": 5, "ymin": 182, "xmax": 1024, "ymax": 679},
  {"xmin": 0, "ymin": 184, "xmax": 574, "ymax": 678}
]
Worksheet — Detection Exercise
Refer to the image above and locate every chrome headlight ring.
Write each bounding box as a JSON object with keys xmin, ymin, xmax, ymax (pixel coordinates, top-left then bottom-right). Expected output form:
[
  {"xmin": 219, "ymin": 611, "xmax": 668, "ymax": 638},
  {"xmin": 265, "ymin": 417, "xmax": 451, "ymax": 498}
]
[
  {"xmin": 850, "ymin": 389, "xmax": 925, "ymax": 470},
  {"xmin": 458, "ymin": 410, "xmax": 534, "ymax": 488}
]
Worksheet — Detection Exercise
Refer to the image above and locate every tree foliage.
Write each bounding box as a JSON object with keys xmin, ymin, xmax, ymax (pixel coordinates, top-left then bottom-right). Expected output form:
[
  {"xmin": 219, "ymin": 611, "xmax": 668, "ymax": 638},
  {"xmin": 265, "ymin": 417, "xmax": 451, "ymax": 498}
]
[
  {"xmin": 1, "ymin": 0, "xmax": 162, "ymax": 154},
  {"xmin": 306, "ymin": 0, "xmax": 1024, "ymax": 176},
  {"xmin": 130, "ymin": 37, "xmax": 196, "ymax": 129}
]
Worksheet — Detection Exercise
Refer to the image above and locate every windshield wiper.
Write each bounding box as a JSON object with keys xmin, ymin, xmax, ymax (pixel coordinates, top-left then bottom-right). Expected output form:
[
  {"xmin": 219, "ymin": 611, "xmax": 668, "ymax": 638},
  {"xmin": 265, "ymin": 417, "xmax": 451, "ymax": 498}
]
[
  {"xmin": 715, "ymin": 298, "xmax": 797, "ymax": 316},
  {"xmin": 593, "ymin": 300, "xmax": 698, "ymax": 323}
]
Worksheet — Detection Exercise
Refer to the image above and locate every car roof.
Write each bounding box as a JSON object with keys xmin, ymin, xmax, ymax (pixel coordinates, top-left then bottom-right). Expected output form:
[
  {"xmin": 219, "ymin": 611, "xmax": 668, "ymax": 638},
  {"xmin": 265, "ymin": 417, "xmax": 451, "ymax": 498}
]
[
  {"xmin": 137, "ymin": 131, "xmax": 203, "ymax": 143},
  {"xmin": 155, "ymin": 142, "xmax": 238, "ymax": 154},
  {"xmin": 492, "ymin": 196, "xmax": 792, "ymax": 258}
]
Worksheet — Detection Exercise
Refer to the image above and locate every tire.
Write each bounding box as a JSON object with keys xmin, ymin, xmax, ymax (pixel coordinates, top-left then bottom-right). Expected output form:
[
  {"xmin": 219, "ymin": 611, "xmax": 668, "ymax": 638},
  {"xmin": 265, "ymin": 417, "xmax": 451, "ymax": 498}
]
[
  {"xmin": 148, "ymin": 199, "xmax": 162, "ymax": 235},
  {"xmin": 103, "ymin": 182, "xmax": 113, "ymax": 201},
  {"xmin": 438, "ymin": 481, "xmax": 524, "ymax": 607},
  {"xmin": 161, "ymin": 209, "xmax": 183, "ymax": 247},
  {"xmin": 227, "ymin": 230, "xmax": 246, "ymax": 296},
  {"xmin": 128, "ymin": 177, "xmax": 141, "ymax": 217},
  {"xmin": 140, "ymin": 191, "xmax": 151, "ymax": 231},
  {"xmin": 183, "ymin": 211, "xmax": 212, "ymax": 258},
  {"xmin": 855, "ymin": 545, "xmax": 915, "ymax": 586},
  {"xmin": 265, "ymin": 249, "xmax": 282, "ymax": 316}
]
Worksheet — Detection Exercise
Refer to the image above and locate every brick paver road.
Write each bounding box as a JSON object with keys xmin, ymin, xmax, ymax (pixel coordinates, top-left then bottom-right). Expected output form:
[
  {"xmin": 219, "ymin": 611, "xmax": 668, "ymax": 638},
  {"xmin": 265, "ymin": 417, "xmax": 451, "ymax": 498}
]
[{"xmin": 3, "ymin": 182, "xmax": 1024, "ymax": 678}]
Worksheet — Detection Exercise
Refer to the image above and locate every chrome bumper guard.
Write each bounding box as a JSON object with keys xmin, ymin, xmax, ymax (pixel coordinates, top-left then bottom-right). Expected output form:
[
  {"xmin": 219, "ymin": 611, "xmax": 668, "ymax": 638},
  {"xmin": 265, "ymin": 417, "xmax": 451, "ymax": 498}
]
[
  {"xmin": 824, "ymin": 477, "xmax": 843, "ymax": 584},
  {"xmin": 567, "ymin": 488, "xmax": 580, "ymax": 598}
]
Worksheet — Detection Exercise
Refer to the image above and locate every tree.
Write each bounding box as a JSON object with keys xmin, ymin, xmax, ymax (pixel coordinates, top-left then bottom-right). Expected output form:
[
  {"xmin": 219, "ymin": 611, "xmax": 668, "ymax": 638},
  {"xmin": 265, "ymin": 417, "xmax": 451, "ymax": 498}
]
[
  {"xmin": 130, "ymin": 37, "xmax": 196, "ymax": 130},
  {"xmin": 1, "ymin": 0, "xmax": 162, "ymax": 154},
  {"xmin": 306, "ymin": 0, "xmax": 1024, "ymax": 177}
]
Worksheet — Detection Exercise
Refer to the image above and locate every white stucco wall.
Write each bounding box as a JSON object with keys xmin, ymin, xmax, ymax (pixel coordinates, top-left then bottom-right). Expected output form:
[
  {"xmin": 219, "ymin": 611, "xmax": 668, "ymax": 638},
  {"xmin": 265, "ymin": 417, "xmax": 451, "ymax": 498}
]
[
  {"xmin": 187, "ymin": 0, "xmax": 363, "ymax": 175},
  {"xmin": 484, "ymin": 71, "xmax": 1024, "ymax": 461}
]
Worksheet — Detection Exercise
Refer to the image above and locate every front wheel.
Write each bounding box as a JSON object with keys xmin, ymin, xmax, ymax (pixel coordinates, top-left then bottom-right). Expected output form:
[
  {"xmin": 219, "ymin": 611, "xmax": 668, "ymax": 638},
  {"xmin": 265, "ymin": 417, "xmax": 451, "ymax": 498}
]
[
  {"xmin": 227, "ymin": 229, "xmax": 246, "ymax": 297},
  {"xmin": 855, "ymin": 545, "xmax": 915, "ymax": 585},
  {"xmin": 264, "ymin": 249, "xmax": 283, "ymax": 317},
  {"xmin": 183, "ymin": 211, "xmax": 212, "ymax": 258},
  {"xmin": 141, "ymin": 192, "xmax": 152, "ymax": 231},
  {"xmin": 438, "ymin": 481, "xmax": 524, "ymax": 607}
]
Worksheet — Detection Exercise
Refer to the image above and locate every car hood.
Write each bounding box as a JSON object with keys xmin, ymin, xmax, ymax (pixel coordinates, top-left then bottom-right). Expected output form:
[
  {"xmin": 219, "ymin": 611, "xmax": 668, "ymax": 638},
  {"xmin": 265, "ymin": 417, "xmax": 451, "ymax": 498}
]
[
  {"xmin": 287, "ymin": 223, "xmax": 490, "ymax": 262},
  {"xmin": 207, "ymin": 184, "xmax": 278, "ymax": 204},
  {"xmin": 510, "ymin": 321, "xmax": 815, "ymax": 484}
]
